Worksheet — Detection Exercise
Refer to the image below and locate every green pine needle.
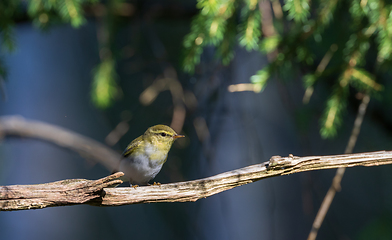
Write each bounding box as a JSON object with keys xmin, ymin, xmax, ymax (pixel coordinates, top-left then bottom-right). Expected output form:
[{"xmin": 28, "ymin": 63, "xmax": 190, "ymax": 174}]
[
  {"xmin": 250, "ymin": 66, "xmax": 271, "ymax": 92},
  {"xmin": 283, "ymin": 0, "xmax": 310, "ymax": 23},
  {"xmin": 238, "ymin": 10, "xmax": 261, "ymax": 51},
  {"xmin": 320, "ymin": 86, "xmax": 348, "ymax": 139}
]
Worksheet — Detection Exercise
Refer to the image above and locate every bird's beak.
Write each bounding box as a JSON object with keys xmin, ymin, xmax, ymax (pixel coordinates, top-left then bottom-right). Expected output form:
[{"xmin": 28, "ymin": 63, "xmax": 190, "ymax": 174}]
[{"xmin": 173, "ymin": 134, "xmax": 185, "ymax": 139}]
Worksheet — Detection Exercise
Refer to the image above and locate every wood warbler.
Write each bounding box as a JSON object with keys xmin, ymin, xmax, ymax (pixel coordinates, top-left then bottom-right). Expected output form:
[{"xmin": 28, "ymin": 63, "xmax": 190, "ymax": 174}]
[{"xmin": 118, "ymin": 125, "xmax": 184, "ymax": 186}]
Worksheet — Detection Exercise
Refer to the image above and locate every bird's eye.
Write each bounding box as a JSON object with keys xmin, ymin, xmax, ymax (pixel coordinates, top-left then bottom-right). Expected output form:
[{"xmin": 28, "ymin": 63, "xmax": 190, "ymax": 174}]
[{"xmin": 160, "ymin": 132, "xmax": 167, "ymax": 137}]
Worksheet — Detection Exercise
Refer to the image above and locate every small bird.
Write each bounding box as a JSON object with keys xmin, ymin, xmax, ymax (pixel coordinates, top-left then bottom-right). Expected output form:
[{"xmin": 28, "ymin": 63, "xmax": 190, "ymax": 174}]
[{"xmin": 118, "ymin": 125, "xmax": 184, "ymax": 186}]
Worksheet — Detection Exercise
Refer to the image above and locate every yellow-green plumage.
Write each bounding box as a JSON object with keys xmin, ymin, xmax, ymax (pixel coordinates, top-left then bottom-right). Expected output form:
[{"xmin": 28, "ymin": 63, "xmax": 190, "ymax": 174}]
[
  {"xmin": 119, "ymin": 125, "xmax": 184, "ymax": 186},
  {"xmin": 122, "ymin": 136, "xmax": 143, "ymax": 158}
]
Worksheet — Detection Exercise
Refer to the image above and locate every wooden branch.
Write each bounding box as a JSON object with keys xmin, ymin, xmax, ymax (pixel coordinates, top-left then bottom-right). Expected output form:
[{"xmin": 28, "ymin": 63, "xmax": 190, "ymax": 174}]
[
  {"xmin": 0, "ymin": 116, "xmax": 121, "ymax": 171},
  {"xmin": 97, "ymin": 150, "xmax": 392, "ymax": 205},
  {"xmin": 0, "ymin": 172, "xmax": 123, "ymax": 211},
  {"xmin": 2, "ymin": 150, "xmax": 392, "ymax": 211}
]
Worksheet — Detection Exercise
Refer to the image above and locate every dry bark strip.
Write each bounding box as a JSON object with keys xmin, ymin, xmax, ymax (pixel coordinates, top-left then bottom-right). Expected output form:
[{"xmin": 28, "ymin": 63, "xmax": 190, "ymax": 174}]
[{"xmin": 2, "ymin": 150, "xmax": 392, "ymax": 211}]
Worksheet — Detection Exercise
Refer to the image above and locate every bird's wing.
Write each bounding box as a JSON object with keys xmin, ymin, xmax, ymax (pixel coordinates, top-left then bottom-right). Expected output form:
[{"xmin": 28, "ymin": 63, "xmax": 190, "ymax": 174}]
[{"xmin": 122, "ymin": 135, "xmax": 143, "ymax": 157}]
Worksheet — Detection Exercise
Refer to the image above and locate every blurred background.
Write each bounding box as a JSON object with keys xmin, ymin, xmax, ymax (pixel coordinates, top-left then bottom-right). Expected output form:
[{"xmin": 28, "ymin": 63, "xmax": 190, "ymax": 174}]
[{"xmin": 1, "ymin": 0, "xmax": 392, "ymax": 239}]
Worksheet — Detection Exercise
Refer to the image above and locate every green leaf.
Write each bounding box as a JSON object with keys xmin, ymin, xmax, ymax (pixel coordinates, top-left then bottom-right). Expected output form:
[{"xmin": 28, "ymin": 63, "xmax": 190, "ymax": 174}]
[
  {"xmin": 215, "ymin": 13, "xmax": 237, "ymax": 65},
  {"xmin": 0, "ymin": 24, "xmax": 16, "ymax": 52},
  {"xmin": 303, "ymin": 73, "xmax": 317, "ymax": 88},
  {"xmin": 283, "ymin": 0, "xmax": 310, "ymax": 23},
  {"xmin": 238, "ymin": 9, "xmax": 261, "ymax": 51},
  {"xmin": 250, "ymin": 66, "xmax": 271, "ymax": 92},
  {"xmin": 260, "ymin": 35, "xmax": 281, "ymax": 53},
  {"xmin": 58, "ymin": 0, "xmax": 86, "ymax": 28},
  {"xmin": 318, "ymin": 0, "xmax": 338, "ymax": 26},
  {"xmin": 320, "ymin": 86, "xmax": 348, "ymax": 138},
  {"xmin": 350, "ymin": 68, "xmax": 383, "ymax": 92},
  {"xmin": 91, "ymin": 59, "xmax": 119, "ymax": 109}
]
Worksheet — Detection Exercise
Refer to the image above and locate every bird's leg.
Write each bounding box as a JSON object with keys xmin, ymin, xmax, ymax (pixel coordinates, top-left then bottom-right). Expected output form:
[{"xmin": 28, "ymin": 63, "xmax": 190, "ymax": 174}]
[{"xmin": 129, "ymin": 183, "xmax": 139, "ymax": 188}]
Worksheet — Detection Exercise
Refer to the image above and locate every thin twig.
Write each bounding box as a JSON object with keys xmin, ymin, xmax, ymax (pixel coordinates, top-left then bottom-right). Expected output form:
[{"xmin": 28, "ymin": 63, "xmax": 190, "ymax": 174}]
[
  {"xmin": 303, "ymin": 44, "xmax": 338, "ymax": 104},
  {"xmin": 105, "ymin": 120, "xmax": 130, "ymax": 146},
  {"xmin": 2, "ymin": 150, "xmax": 392, "ymax": 210},
  {"xmin": 307, "ymin": 94, "xmax": 370, "ymax": 240},
  {"xmin": 259, "ymin": 0, "xmax": 278, "ymax": 61}
]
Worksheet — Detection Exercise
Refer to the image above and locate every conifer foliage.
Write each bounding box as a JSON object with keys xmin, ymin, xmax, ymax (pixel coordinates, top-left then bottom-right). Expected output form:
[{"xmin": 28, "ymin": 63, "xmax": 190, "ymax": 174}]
[
  {"xmin": 0, "ymin": 1, "xmax": 391, "ymax": 137},
  {"xmin": 0, "ymin": 0, "xmax": 119, "ymax": 109},
  {"xmin": 183, "ymin": 0, "xmax": 390, "ymax": 138}
]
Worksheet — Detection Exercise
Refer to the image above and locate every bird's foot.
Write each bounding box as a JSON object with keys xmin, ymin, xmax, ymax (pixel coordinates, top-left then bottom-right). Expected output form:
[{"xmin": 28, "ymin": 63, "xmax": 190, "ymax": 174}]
[
  {"xmin": 130, "ymin": 184, "xmax": 139, "ymax": 189},
  {"xmin": 153, "ymin": 182, "xmax": 161, "ymax": 186}
]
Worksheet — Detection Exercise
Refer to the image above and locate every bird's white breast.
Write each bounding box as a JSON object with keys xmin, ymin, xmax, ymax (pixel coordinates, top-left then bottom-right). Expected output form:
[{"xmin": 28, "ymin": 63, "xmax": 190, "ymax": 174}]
[{"xmin": 119, "ymin": 143, "xmax": 167, "ymax": 185}]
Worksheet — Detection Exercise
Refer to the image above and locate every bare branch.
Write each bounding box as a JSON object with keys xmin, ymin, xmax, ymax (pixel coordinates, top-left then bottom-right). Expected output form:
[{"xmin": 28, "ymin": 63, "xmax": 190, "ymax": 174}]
[
  {"xmin": 2, "ymin": 150, "xmax": 392, "ymax": 211},
  {"xmin": 0, "ymin": 115, "xmax": 121, "ymax": 171},
  {"xmin": 0, "ymin": 172, "xmax": 124, "ymax": 211}
]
